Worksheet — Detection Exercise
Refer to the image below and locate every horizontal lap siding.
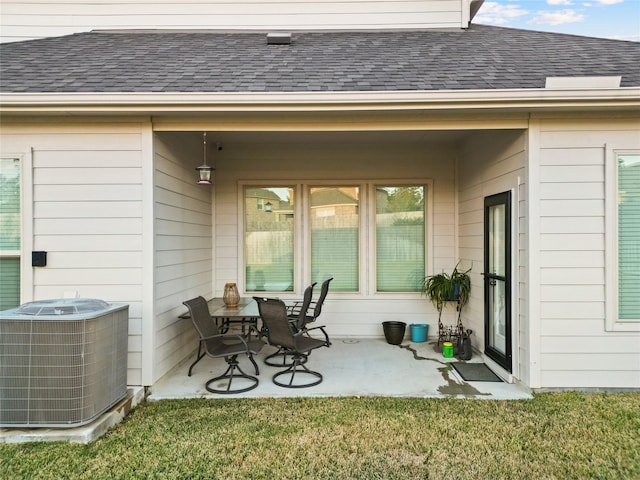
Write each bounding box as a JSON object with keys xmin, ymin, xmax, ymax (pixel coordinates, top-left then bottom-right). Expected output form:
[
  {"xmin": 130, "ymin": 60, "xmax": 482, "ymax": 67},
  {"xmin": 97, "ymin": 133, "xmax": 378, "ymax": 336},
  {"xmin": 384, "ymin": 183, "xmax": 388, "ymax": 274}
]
[
  {"xmin": 154, "ymin": 133, "xmax": 212, "ymax": 383},
  {"xmin": 457, "ymin": 130, "xmax": 527, "ymax": 382},
  {"xmin": 0, "ymin": 121, "xmax": 148, "ymax": 386},
  {"xmin": 215, "ymin": 140, "xmax": 456, "ymax": 337},
  {"xmin": 538, "ymin": 118, "xmax": 640, "ymax": 389},
  {"xmin": 1, "ymin": 1, "xmax": 466, "ymax": 42}
]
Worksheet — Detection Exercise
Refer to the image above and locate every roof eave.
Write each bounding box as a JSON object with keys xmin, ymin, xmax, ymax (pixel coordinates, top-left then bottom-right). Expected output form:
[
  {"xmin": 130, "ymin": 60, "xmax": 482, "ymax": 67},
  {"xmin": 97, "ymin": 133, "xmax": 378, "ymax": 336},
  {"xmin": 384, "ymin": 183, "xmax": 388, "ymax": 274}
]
[{"xmin": 1, "ymin": 88, "xmax": 639, "ymax": 115}]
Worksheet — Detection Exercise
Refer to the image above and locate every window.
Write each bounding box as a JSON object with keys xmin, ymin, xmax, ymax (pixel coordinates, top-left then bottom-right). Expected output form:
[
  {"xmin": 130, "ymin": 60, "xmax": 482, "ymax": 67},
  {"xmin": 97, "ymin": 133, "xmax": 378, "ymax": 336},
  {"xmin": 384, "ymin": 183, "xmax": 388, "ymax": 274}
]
[
  {"xmin": 310, "ymin": 187, "xmax": 359, "ymax": 292},
  {"xmin": 618, "ymin": 153, "xmax": 640, "ymax": 321},
  {"xmin": 0, "ymin": 158, "xmax": 21, "ymax": 310},
  {"xmin": 376, "ymin": 186, "xmax": 425, "ymax": 292},
  {"xmin": 243, "ymin": 181, "xmax": 428, "ymax": 295},
  {"xmin": 244, "ymin": 187, "xmax": 294, "ymax": 292}
]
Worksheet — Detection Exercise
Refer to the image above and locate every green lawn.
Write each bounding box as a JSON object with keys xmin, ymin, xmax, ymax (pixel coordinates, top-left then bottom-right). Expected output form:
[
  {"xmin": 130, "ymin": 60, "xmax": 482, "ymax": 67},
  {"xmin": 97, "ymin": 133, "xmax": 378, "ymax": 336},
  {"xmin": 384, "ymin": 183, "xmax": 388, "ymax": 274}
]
[{"xmin": 2, "ymin": 393, "xmax": 639, "ymax": 479}]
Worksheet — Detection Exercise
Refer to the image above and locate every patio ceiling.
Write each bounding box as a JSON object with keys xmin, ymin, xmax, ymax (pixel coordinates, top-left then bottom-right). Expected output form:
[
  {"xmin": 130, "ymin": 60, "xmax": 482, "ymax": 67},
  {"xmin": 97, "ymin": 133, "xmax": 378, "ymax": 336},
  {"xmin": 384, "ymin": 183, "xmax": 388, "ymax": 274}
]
[{"xmin": 197, "ymin": 130, "xmax": 476, "ymax": 146}]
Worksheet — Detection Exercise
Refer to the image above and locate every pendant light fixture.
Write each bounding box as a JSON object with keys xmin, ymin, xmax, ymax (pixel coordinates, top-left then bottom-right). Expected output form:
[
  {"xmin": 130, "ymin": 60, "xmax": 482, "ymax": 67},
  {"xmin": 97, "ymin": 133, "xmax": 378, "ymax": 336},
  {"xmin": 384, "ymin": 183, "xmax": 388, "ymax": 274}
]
[{"xmin": 195, "ymin": 131, "xmax": 213, "ymax": 185}]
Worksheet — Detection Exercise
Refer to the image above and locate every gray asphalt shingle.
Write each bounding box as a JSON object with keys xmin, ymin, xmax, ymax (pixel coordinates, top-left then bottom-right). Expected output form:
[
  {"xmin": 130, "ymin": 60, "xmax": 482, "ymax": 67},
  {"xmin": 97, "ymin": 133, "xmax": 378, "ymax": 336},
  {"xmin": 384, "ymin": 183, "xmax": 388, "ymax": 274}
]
[{"xmin": 1, "ymin": 25, "xmax": 639, "ymax": 93}]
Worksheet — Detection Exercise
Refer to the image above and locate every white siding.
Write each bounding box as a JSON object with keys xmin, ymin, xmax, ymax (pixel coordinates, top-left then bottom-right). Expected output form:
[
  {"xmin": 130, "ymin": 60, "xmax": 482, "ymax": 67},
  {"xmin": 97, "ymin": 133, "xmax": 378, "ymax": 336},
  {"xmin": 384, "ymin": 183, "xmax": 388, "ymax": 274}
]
[
  {"xmin": 1, "ymin": 0, "xmax": 471, "ymax": 42},
  {"xmin": 457, "ymin": 130, "xmax": 528, "ymax": 382},
  {"xmin": 0, "ymin": 119, "xmax": 151, "ymax": 386},
  {"xmin": 214, "ymin": 136, "xmax": 457, "ymax": 337},
  {"xmin": 153, "ymin": 132, "xmax": 213, "ymax": 383},
  {"xmin": 536, "ymin": 117, "xmax": 640, "ymax": 389}
]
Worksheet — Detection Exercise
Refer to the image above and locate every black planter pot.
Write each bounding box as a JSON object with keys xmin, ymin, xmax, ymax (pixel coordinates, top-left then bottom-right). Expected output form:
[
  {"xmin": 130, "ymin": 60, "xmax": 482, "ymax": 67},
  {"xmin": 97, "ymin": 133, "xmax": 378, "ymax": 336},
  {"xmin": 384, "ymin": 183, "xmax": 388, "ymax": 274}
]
[{"xmin": 382, "ymin": 321, "xmax": 406, "ymax": 345}]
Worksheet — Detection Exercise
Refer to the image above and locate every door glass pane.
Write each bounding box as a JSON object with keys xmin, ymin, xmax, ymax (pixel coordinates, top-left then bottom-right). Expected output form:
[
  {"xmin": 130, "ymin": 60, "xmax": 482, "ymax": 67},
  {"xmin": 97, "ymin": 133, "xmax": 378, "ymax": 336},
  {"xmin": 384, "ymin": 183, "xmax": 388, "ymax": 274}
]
[
  {"xmin": 376, "ymin": 186, "xmax": 425, "ymax": 292},
  {"xmin": 618, "ymin": 153, "xmax": 640, "ymax": 320},
  {"xmin": 488, "ymin": 278, "xmax": 507, "ymax": 354},
  {"xmin": 310, "ymin": 187, "xmax": 359, "ymax": 292},
  {"xmin": 244, "ymin": 187, "xmax": 294, "ymax": 292},
  {"xmin": 489, "ymin": 204, "xmax": 506, "ymax": 276}
]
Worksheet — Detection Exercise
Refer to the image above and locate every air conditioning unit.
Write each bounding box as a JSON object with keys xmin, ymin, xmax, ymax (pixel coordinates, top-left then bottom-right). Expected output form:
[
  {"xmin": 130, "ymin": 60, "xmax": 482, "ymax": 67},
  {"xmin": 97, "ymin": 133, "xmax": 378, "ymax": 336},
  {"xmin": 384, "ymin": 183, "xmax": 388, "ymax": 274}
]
[{"xmin": 0, "ymin": 298, "xmax": 129, "ymax": 428}]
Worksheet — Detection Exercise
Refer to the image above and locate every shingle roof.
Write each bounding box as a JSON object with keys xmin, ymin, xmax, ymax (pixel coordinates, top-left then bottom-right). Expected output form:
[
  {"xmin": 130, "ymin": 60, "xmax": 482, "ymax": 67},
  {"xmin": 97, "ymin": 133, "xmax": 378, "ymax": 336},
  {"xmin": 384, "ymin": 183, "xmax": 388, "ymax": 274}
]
[{"xmin": 1, "ymin": 25, "xmax": 639, "ymax": 93}]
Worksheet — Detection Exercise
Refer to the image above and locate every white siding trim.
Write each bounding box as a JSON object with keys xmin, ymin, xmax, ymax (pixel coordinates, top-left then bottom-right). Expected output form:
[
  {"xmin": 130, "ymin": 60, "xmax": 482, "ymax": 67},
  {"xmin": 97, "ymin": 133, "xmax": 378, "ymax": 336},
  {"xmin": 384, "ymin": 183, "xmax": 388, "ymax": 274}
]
[
  {"xmin": 527, "ymin": 118, "xmax": 542, "ymax": 389},
  {"xmin": 141, "ymin": 124, "xmax": 156, "ymax": 385},
  {"xmin": 22, "ymin": 150, "xmax": 34, "ymax": 303}
]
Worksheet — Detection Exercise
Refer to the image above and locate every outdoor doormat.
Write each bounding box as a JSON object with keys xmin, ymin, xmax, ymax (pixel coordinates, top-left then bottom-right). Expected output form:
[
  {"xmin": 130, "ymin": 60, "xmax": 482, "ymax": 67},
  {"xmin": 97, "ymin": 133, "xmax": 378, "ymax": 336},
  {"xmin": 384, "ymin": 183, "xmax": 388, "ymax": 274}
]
[{"xmin": 451, "ymin": 362, "xmax": 502, "ymax": 382}]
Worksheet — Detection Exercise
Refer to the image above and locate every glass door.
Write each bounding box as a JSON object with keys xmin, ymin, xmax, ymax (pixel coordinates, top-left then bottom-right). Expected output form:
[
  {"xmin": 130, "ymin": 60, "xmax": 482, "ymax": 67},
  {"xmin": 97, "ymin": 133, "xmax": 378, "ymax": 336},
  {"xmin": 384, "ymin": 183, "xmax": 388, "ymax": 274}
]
[{"xmin": 484, "ymin": 191, "xmax": 512, "ymax": 372}]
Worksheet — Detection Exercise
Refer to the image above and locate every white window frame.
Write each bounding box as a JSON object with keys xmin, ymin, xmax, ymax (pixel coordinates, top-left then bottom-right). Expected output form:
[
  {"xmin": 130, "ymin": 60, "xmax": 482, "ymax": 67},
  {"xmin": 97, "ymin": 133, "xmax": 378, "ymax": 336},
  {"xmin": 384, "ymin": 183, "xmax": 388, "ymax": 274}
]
[
  {"xmin": 239, "ymin": 179, "xmax": 432, "ymax": 298},
  {"xmin": 303, "ymin": 182, "xmax": 366, "ymax": 295},
  {"xmin": 239, "ymin": 182, "xmax": 299, "ymax": 296},
  {"xmin": 369, "ymin": 182, "xmax": 432, "ymax": 295},
  {"xmin": 605, "ymin": 147, "xmax": 640, "ymax": 331}
]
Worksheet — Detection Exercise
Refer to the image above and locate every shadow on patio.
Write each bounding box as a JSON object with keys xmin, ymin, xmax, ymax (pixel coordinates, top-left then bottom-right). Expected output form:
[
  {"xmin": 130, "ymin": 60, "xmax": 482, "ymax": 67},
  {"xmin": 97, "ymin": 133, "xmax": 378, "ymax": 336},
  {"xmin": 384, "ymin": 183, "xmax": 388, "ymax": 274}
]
[{"xmin": 149, "ymin": 337, "xmax": 532, "ymax": 400}]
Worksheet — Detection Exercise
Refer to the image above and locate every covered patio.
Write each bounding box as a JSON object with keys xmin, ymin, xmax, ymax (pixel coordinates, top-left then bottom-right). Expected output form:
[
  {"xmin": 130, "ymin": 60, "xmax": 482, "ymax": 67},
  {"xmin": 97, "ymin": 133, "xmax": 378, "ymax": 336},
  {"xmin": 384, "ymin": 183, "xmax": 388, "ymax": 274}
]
[{"xmin": 149, "ymin": 336, "xmax": 531, "ymax": 400}]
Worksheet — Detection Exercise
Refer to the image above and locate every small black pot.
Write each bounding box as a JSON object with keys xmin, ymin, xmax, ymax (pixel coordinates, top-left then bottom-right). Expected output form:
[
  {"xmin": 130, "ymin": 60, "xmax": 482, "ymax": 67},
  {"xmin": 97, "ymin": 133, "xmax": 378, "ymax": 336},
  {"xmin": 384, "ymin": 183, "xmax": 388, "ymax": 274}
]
[{"xmin": 382, "ymin": 321, "xmax": 407, "ymax": 345}]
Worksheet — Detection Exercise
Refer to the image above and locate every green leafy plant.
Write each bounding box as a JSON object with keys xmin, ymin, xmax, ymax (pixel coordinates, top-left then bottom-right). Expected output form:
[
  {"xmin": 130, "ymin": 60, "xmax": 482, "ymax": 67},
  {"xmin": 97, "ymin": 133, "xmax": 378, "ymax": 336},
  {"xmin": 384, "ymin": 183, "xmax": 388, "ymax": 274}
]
[{"xmin": 422, "ymin": 263, "xmax": 471, "ymax": 307}]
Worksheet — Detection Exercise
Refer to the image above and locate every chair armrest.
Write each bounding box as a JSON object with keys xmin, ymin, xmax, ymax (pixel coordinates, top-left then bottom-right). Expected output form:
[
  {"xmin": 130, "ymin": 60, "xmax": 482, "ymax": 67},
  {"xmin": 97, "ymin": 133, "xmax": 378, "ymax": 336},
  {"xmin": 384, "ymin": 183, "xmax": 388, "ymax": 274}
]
[
  {"xmin": 286, "ymin": 301, "xmax": 302, "ymax": 314},
  {"xmin": 297, "ymin": 325, "xmax": 331, "ymax": 346},
  {"xmin": 200, "ymin": 332, "xmax": 251, "ymax": 348}
]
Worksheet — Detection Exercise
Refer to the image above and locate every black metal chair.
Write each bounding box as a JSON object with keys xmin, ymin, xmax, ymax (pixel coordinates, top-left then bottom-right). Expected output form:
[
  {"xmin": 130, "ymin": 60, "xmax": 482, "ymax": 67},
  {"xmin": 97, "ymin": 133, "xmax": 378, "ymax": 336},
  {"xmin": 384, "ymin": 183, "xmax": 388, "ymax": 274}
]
[
  {"xmin": 264, "ymin": 283, "xmax": 315, "ymax": 367},
  {"xmin": 286, "ymin": 282, "xmax": 316, "ymax": 327},
  {"xmin": 289, "ymin": 277, "xmax": 333, "ymax": 331},
  {"xmin": 254, "ymin": 296, "xmax": 330, "ymax": 388},
  {"xmin": 183, "ymin": 296, "xmax": 264, "ymax": 394}
]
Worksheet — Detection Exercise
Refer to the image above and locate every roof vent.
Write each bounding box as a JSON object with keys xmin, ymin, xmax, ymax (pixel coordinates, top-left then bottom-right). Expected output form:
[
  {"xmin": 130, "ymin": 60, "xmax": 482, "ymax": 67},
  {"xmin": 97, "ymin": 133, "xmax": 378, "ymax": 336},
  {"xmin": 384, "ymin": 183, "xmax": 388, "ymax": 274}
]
[
  {"xmin": 267, "ymin": 32, "xmax": 292, "ymax": 45},
  {"xmin": 545, "ymin": 76, "xmax": 621, "ymax": 89}
]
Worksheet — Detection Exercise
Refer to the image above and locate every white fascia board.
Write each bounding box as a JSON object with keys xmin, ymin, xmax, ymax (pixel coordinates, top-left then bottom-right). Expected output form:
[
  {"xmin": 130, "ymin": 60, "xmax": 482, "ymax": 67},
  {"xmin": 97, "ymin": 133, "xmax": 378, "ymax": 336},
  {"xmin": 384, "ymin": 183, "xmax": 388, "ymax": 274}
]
[{"xmin": 1, "ymin": 88, "xmax": 639, "ymax": 114}]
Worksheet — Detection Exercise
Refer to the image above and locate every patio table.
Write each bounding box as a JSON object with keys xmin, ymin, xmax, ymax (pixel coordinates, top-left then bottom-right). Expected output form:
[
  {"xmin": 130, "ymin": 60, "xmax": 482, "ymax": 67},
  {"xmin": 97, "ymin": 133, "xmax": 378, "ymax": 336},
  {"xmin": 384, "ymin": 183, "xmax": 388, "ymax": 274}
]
[
  {"xmin": 179, "ymin": 297, "xmax": 260, "ymax": 332},
  {"xmin": 207, "ymin": 297, "xmax": 261, "ymax": 334}
]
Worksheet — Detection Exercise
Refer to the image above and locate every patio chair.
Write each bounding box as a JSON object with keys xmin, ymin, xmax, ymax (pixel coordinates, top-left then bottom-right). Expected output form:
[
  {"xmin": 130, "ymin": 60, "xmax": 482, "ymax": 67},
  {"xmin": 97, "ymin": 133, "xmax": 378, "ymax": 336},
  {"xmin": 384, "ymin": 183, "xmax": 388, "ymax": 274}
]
[
  {"xmin": 289, "ymin": 277, "xmax": 333, "ymax": 331},
  {"xmin": 264, "ymin": 283, "xmax": 315, "ymax": 367},
  {"xmin": 286, "ymin": 282, "xmax": 316, "ymax": 327},
  {"xmin": 183, "ymin": 296, "xmax": 264, "ymax": 394},
  {"xmin": 254, "ymin": 296, "xmax": 330, "ymax": 388}
]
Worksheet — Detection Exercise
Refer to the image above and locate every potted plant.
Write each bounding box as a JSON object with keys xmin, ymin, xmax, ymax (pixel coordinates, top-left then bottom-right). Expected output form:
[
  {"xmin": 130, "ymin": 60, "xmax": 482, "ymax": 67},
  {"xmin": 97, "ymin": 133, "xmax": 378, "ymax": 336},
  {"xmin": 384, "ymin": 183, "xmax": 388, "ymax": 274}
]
[{"xmin": 422, "ymin": 263, "xmax": 471, "ymax": 307}]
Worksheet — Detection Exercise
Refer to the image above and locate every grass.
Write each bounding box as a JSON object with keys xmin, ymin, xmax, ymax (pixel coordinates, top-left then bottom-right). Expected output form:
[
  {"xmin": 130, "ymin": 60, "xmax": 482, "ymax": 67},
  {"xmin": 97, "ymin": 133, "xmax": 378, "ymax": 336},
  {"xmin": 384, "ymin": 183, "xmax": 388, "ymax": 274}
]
[{"xmin": 2, "ymin": 393, "xmax": 639, "ymax": 479}]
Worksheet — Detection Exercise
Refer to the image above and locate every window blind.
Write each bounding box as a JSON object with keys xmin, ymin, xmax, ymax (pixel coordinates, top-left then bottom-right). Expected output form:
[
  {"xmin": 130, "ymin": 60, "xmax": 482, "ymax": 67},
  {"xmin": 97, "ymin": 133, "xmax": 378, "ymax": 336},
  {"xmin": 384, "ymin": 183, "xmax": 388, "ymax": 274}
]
[
  {"xmin": 310, "ymin": 187, "xmax": 359, "ymax": 292},
  {"xmin": 618, "ymin": 154, "xmax": 640, "ymax": 320},
  {"xmin": 376, "ymin": 186, "xmax": 425, "ymax": 292},
  {"xmin": 0, "ymin": 257, "xmax": 20, "ymax": 310},
  {"xmin": 0, "ymin": 157, "xmax": 20, "ymax": 310},
  {"xmin": 244, "ymin": 187, "xmax": 294, "ymax": 292}
]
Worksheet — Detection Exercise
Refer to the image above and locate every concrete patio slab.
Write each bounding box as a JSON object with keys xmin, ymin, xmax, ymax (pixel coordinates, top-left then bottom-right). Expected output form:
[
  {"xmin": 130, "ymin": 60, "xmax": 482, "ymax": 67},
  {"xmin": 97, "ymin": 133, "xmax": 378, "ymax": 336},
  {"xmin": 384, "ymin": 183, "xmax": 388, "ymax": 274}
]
[
  {"xmin": 149, "ymin": 337, "xmax": 532, "ymax": 400},
  {"xmin": 0, "ymin": 338, "xmax": 531, "ymax": 444}
]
